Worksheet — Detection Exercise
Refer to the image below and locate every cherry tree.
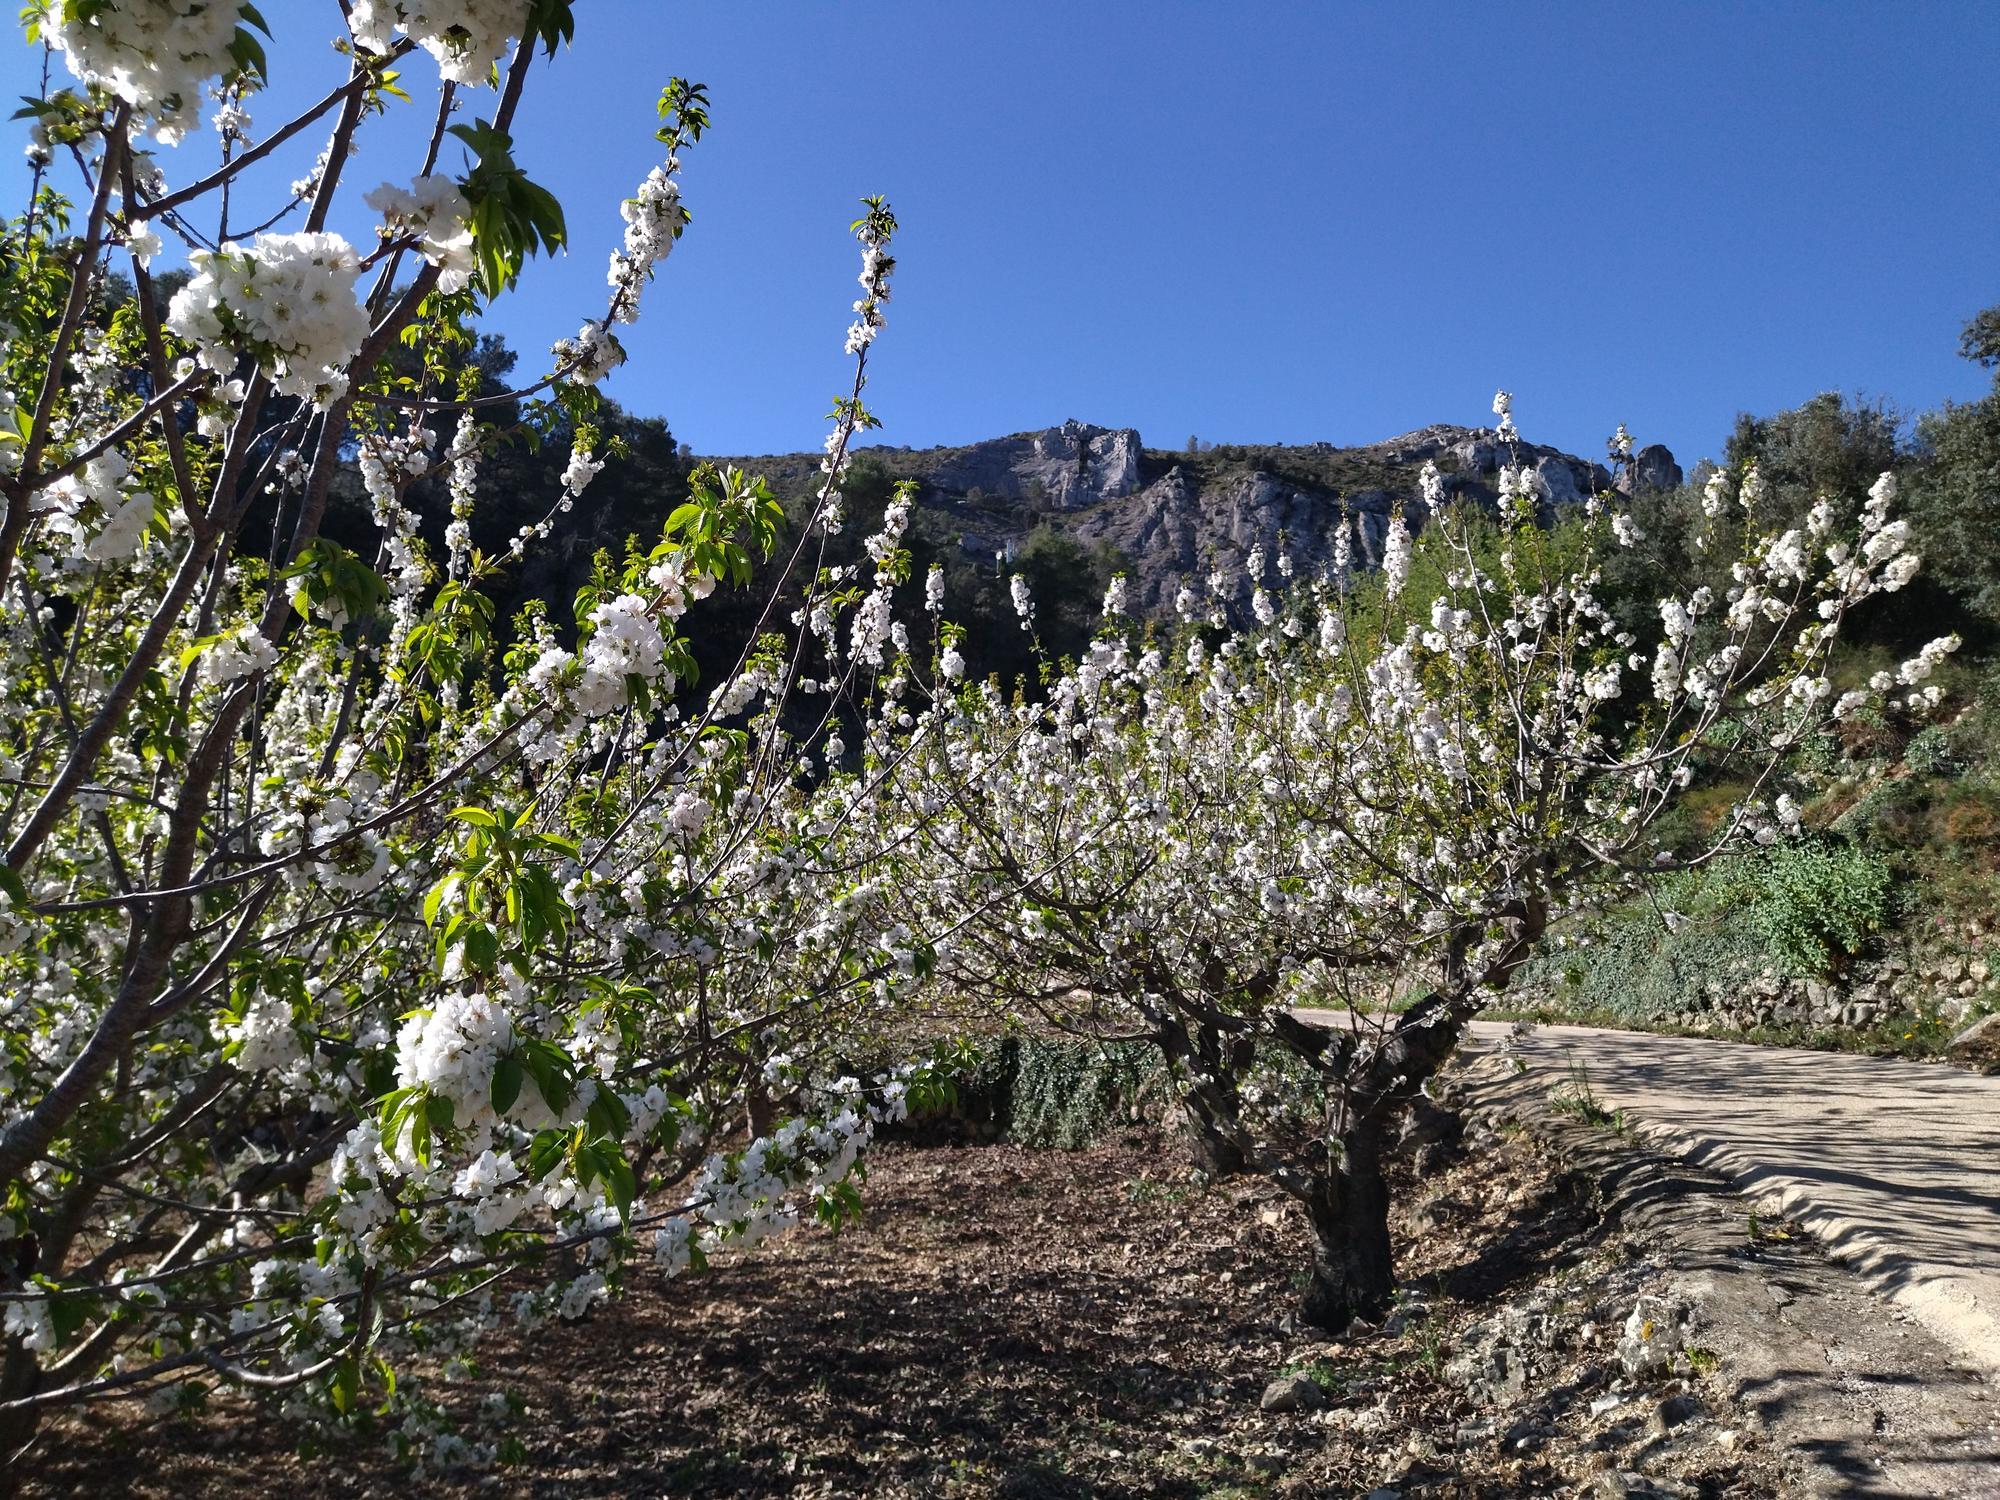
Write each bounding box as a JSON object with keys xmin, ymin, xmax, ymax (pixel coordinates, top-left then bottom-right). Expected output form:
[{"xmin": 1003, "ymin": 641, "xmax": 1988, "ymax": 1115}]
[
  {"xmin": 0, "ymin": 2, "xmax": 946, "ymax": 1476},
  {"xmin": 876, "ymin": 413, "xmax": 1955, "ymax": 1329}
]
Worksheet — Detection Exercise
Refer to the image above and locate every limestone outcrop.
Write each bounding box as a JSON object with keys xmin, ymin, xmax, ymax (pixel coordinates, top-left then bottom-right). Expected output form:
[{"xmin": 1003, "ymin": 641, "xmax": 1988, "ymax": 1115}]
[{"xmin": 928, "ymin": 420, "xmax": 1144, "ymax": 511}]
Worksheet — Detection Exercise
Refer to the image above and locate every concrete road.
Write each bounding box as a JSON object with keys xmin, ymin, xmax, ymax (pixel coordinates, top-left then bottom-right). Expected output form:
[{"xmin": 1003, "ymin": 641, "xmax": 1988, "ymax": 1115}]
[{"xmin": 1309, "ymin": 1013, "xmax": 2000, "ymax": 1376}]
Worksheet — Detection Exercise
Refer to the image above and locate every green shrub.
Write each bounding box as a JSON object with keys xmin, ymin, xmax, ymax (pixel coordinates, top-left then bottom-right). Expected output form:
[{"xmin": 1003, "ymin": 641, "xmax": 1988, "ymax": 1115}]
[
  {"xmin": 921, "ymin": 1036, "xmax": 1167, "ymax": 1148},
  {"xmin": 1005, "ymin": 1038, "xmax": 1164, "ymax": 1148},
  {"xmin": 1531, "ymin": 880, "xmax": 1773, "ymax": 1023},
  {"xmin": 1751, "ymin": 842, "xmax": 1890, "ymax": 974},
  {"xmin": 1904, "ymin": 725, "xmax": 1962, "ymax": 777},
  {"xmin": 1531, "ymin": 839, "xmax": 1894, "ymax": 1019}
]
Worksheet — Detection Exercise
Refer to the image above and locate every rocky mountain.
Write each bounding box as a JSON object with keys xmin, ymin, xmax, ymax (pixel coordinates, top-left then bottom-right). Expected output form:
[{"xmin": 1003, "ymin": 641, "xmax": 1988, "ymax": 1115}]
[{"xmin": 716, "ymin": 421, "xmax": 1682, "ymax": 620}]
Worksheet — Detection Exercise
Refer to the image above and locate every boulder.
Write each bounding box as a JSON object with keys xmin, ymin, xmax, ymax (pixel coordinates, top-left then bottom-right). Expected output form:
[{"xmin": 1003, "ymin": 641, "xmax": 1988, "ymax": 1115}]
[
  {"xmin": 1947, "ymin": 1011, "xmax": 2000, "ymax": 1066},
  {"xmin": 1646, "ymin": 1392, "xmax": 1706, "ymax": 1437},
  {"xmin": 1615, "ymin": 1295, "xmax": 1686, "ymax": 1377},
  {"xmin": 1258, "ymin": 1373, "xmax": 1327, "ymax": 1413}
]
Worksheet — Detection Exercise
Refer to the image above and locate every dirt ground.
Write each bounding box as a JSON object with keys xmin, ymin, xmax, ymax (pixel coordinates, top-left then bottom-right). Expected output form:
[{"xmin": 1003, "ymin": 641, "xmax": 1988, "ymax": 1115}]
[{"xmin": 28, "ymin": 1121, "xmax": 1800, "ymax": 1499}]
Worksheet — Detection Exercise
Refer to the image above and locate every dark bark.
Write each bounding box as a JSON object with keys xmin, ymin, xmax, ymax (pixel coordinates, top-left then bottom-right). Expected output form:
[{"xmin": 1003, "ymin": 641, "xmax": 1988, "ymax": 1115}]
[
  {"xmin": 1151, "ymin": 990, "xmax": 1257, "ymax": 1179},
  {"xmin": 1181, "ymin": 1098, "xmax": 1247, "ymax": 1178},
  {"xmin": 1299, "ymin": 1123, "xmax": 1394, "ymax": 1329},
  {"xmin": 0, "ymin": 1338, "xmax": 41, "ymax": 1497}
]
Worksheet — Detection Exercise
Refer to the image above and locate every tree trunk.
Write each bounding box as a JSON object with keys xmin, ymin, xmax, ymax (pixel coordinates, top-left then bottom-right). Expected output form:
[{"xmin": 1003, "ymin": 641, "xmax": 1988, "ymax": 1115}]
[
  {"xmin": 1299, "ymin": 1126, "xmax": 1394, "ymax": 1330},
  {"xmin": 0, "ymin": 1341, "xmax": 43, "ymax": 1499},
  {"xmin": 1182, "ymin": 1101, "xmax": 1246, "ymax": 1178}
]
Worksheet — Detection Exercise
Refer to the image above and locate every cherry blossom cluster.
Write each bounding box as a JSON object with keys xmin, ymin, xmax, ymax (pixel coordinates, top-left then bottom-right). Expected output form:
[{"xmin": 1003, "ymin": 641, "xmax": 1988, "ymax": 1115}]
[
  {"xmin": 43, "ymin": 0, "xmax": 250, "ymax": 143},
  {"xmin": 28, "ymin": 449, "xmax": 160, "ymax": 566},
  {"xmin": 349, "ymin": 0, "xmax": 535, "ymax": 87},
  {"xmin": 166, "ymin": 232, "xmax": 370, "ymax": 404},
  {"xmin": 366, "ymin": 174, "xmax": 478, "ymax": 292},
  {"xmin": 552, "ymin": 105, "xmax": 696, "ymax": 388}
]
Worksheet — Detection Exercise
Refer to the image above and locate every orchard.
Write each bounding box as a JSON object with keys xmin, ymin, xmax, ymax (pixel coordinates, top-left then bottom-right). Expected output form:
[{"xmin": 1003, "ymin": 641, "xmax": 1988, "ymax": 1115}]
[{"xmin": 0, "ymin": 2, "xmax": 1973, "ymax": 1491}]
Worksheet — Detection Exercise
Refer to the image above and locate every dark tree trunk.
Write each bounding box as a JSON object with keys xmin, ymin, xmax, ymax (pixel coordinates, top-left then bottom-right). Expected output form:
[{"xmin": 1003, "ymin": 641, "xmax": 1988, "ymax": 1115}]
[
  {"xmin": 1182, "ymin": 1102, "xmax": 1247, "ymax": 1177},
  {"xmin": 1299, "ymin": 1125, "xmax": 1394, "ymax": 1330},
  {"xmin": 1154, "ymin": 999, "xmax": 1257, "ymax": 1179},
  {"xmin": 0, "ymin": 1341, "xmax": 42, "ymax": 1499}
]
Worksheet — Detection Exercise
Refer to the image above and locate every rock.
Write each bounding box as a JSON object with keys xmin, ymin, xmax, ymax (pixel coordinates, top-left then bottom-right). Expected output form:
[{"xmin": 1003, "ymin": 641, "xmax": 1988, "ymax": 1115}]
[
  {"xmin": 1409, "ymin": 1195, "xmax": 1466, "ymax": 1235},
  {"xmin": 1398, "ymin": 1096, "xmax": 1464, "ymax": 1150},
  {"xmin": 1445, "ymin": 1318, "xmax": 1532, "ymax": 1402},
  {"xmin": 1947, "ymin": 1012, "xmax": 2000, "ymax": 1064},
  {"xmin": 930, "ymin": 419, "xmax": 1143, "ymax": 512},
  {"xmin": 1616, "ymin": 1296, "xmax": 1686, "ymax": 1377},
  {"xmin": 1364, "ymin": 1490, "xmax": 1402, "ymax": 1500},
  {"xmin": 1618, "ymin": 444, "xmax": 1684, "ymax": 496},
  {"xmin": 956, "ymin": 420, "xmax": 1637, "ymax": 619},
  {"xmin": 1592, "ymin": 1473, "xmax": 1699, "ymax": 1500},
  {"xmin": 1259, "ymin": 1373, "xmax": 1327, "ymax": 1414},
  {"xmin": 1646, "ymin": 1392, "xmax": 1705, "ymax": 1437},
  {"xmin": 1533, "ymin": 455, "xmax": 1589, "ymax": 504}
]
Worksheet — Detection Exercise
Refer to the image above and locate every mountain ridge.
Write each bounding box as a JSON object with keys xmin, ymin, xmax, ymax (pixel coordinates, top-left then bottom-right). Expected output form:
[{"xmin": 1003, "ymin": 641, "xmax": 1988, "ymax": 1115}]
[{"xmin": 709, "ymin": 420, "xmax": 1683, "ymax": 617}]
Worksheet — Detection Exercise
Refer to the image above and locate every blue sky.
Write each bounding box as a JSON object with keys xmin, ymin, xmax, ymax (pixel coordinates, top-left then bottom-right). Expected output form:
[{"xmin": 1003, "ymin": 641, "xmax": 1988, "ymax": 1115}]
[{"xmin": 8, "ymin": 2, "xmax": 1998, "ymax": 467}]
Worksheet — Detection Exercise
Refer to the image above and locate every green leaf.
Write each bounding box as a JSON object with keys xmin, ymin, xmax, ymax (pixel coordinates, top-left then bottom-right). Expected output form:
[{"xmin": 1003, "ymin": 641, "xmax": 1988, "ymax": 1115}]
[
  {"xmin": 46, "ymin": 1288, "xmax": 92, "ymax": 1345},
  {"xmin": 330, "ymin": 1355, "xmax": 360, "ymax": 1415},
  {"xmin": 602, "ymin": 1151, "xmax": 635, "ymax": 1223},
  {"xmin": 177, "ymin": 634, "xmax": 223, "ymax": 670},
  {"xmin": 491, "ymin": 1053, "xmax": 524, "ymax": 1115},
  {"xmin": 527, "ymin": 1129, "xmax": 567, "ymax": 1181},
  {"xmin": 585, "ymin": 1085, "xmax": 631, "ymax": 1141},
  {"xmin": 421, "ymin": 873, "xmax": 461, "ymax": 928},
  {"xmin": 460, "ymin": 923, "xmax": 499, "ymax": 973}
]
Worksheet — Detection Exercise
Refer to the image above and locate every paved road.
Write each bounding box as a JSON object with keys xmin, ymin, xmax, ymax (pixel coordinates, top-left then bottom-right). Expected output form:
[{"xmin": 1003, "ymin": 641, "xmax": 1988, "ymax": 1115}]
[{"xmin": 1322, "ymin": 1015, "xmax": 2000, "ymax": 1376}]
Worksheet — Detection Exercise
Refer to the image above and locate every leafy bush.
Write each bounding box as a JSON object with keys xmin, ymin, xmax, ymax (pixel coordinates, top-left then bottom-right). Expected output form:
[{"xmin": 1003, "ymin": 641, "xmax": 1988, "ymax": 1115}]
[
  {"xmin": 1535, "ymin": 838, "xmax": 1894, "ymax": 1020},
  {"xmin": 1532, "ymin": 871, "xmax": 1775, "ymax": 1022},
  {"xmin": 1751, "ymin": 843, "xmax": 1891, "ymax": 974},
  {"xmin": 1904, "ymin": 725, "xmax": 1962, "ymax": 776},
  {"xmin": 1006, "ymin": 1039, "xmax": 1165, "ymax": 1148},
  {"xmin": 927, "ymin": 1038, "xmax": 1167, "ymax": 1148}
]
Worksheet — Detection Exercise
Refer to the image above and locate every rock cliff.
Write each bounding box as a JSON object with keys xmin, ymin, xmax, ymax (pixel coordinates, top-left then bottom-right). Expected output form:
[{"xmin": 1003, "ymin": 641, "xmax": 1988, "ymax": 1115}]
[
  {"xmin": 719, "ymin": 420, "xmax": 1680, "ymax": 622},
  {"xmin": 927, "ymin": 419, "xmax": 1144, "ymax": 511}
]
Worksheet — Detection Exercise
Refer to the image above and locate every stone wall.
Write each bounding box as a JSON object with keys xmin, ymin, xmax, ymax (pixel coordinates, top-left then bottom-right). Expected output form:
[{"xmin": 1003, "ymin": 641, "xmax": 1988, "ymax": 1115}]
[{"xmin": 1636, "ymin": 919, "xmax": 1996, "ymax": 1036}]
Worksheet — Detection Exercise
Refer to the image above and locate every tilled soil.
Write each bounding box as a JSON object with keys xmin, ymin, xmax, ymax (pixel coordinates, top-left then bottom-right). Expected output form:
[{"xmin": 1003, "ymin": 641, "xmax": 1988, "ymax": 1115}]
[{"xmin": 29, "ymin": 1123, "xmax": 1796, "ymax": 1498}]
